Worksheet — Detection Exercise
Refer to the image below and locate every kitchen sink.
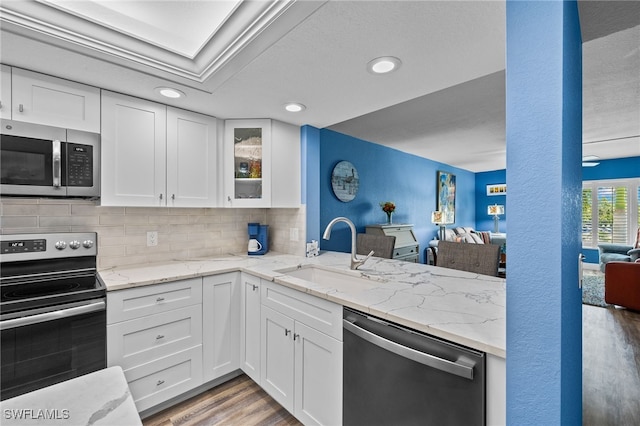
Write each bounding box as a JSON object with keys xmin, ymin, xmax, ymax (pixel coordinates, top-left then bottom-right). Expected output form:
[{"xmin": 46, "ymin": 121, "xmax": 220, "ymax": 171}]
[{"xmin": 275, "ymin": 265, "xmax": 380, "ymax": 290}]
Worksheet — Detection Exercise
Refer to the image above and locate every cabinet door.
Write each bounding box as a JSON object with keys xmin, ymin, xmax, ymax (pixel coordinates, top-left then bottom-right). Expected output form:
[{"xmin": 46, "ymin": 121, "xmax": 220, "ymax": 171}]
[
  {"xmin": 240, "ymin": 274, "xmax": 262, "ymax": 383},
  {"xmin": 0, "ymin": 65, "xmax": 10, "ymax": 120},
  {"xmin": 202, "ymin": 273, "xmax": 240, "ymax": 382},
  {"xmin": 224, "ymin": 119, "xmax": 271, "ymax": 207},
  {"xmin": 101, "ymin": 90, "xmax": 167, "ymax": 206},
  {"xmin": 261, "ymin": 305, "xmax": 294, "ymax": 411},
  {"xmin": 11, "ymin": 68, "xmax": 100, "ymax": 132},
  {"xmin": 167, "ymin": 108, "xmax": 218, "ymax": 207},
  {"xmin": 294, "ymin": 321, "xmax": 343, "ymax": 426}
]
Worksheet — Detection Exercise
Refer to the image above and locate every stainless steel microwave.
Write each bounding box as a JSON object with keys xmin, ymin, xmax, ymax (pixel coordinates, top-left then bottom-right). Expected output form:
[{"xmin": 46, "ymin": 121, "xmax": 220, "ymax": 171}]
[{"xmin": 0, "ymin": 119, "xmax": 100, "ymax": 198}]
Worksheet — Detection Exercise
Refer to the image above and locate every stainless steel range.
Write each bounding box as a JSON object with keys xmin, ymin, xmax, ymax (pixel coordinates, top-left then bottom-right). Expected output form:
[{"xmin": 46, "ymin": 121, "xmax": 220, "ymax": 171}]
[{"xmin": 0, "ymin": 232, "xmax": 106, "ymax": 401}]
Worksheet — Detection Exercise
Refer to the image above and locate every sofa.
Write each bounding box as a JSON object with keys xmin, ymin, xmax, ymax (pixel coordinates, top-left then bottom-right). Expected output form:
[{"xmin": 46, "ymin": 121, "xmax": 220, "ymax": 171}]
[
  {"xmin": 598, "ymin": 228, "xmax": 640, "ymax": 272},
  {"xmin": 604, "ymin": 261, "xmax": 640, "ymax": 311}
]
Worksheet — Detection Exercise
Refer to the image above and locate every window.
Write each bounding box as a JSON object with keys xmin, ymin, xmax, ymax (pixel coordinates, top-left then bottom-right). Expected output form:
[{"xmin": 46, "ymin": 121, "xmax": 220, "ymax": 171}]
[{"xmin": 582, "ymin": 179, "xmax": 640, "ymax": 248}]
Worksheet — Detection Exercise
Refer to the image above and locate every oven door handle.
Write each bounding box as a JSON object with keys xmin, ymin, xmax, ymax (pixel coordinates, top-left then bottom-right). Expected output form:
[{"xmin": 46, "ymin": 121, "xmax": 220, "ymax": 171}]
[{"xmin": 0, "ymin": 300, "xmax": 105, "ymax": 330}]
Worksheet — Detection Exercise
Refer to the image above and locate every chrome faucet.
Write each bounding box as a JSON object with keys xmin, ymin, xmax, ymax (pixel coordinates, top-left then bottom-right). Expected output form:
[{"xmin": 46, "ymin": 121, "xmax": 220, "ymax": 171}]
[{"xmin": 323, "ymin": 217, "xmax": 374, "ymax": 270}]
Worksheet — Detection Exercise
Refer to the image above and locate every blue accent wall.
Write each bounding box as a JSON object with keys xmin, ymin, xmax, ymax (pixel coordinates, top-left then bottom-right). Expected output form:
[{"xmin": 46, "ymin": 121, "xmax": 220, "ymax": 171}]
[
  {"xmin": 318, "ymin": 128, "xmax": 475, "ymax": 263},
  {"xmin": 506, "ymin": 1, "xmax": 582, "ymax": 424},
  {"xmin": 475, "ymin": 169, "xmax": 507, "ymax": 232},
  {"xmin": 301, "ymin": 125, "xmax": 321, "ymax": 243}
]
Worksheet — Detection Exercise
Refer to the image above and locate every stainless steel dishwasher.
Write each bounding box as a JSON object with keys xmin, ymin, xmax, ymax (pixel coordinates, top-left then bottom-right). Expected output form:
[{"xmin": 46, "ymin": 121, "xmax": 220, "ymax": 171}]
[{"xmin": 343, "ymin": 307, "xmax": 485, "ymax": 426}]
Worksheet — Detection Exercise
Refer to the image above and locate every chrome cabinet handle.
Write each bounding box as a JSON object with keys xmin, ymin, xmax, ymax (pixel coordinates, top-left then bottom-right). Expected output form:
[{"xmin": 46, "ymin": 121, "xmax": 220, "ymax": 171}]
[
  {"xmin": 19, "ymin": 104, "xmax": 24, "ymax": 113},
  {"xmin": 579, "ymin": 253, "xmax": 585, "ymax": 289},
  {"xmin": 252, "ymin": 284, "xmax": 258, "ymax": 291},
  {"xmin": 159, "ymin": 193, "xmax": 163, "ymax": 201},
  {"xmin": 52, "ymin": 140, "xmax": 61, "ymax": 188},
  {"xmin": 156, "ymin": 297, "xmax": 165, "ymax": 302},
  {"xmin": 0, "ymin": 101, "xmax": 3, "ymax": 109},
  {"xmin": 156, "ymin": 380, "xmax": 165, "ymax": 386},
  {"xmin": 285, "ymin": 329, "xmax": 291, "ymax": 336},
  {"xmin": 156, "ymin": 335, "xmax": 165, "ymax": 340},
  {"xmin": 343, "ymin": 319, "xmax": 475, "ymax": 380},
  {"xmin": 171, "ymin": 194, "xmax": 175, "ymax": 200},
  {"xmin": 294, "ymin": 333, "xmax": 300, "ymax": 341}
]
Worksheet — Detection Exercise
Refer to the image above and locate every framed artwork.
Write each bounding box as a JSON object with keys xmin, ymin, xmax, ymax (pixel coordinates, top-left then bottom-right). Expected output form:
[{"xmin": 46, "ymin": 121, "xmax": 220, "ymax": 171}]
[
  {"xmin": 486, "ymin": 184, "xmax": 507, "ymax": 196},
  {"xmin": 331, "ymin": 160, "xmax": 359, "ymax": 202},
  {"xmin": 437, "ymin": 171, "xmax": 456, "ymax": 224}
]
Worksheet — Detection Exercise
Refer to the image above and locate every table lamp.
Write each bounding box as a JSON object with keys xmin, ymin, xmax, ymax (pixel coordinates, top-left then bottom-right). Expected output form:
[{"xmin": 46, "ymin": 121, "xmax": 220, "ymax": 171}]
[{"xmin": 488, "ymin": 204, "xmax": 505, "ymax": 233}]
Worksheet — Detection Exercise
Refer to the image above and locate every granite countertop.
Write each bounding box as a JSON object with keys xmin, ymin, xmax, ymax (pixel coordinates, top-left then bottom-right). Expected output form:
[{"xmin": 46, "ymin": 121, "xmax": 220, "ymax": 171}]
[
  {"xmin": 98, "ymin": 251, "xmax": 506, "ymax": 358},
  {"xmin": 0, "ymin": 366, "xmax": 141, "ymax": 426}
]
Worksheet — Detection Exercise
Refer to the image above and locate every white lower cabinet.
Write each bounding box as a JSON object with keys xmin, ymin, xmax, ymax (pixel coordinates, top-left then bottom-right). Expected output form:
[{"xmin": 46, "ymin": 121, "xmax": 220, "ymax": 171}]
[
  {"xmin": 202, "ymin": 273, "xmax": 240, "ymax": 382},
  {"xmin": 240, "ymin": 273, "xmax": 262, "ymax": 383},
  {"xmin": 107, "ymin": 278, "xmax": 204, "ymax": 412},
  {"xmin": 106, "ymin": 273, "xmax": 342, "ymax": 422},
  {"xmin": 260, "ymin": 282, "xmax": 343, "ymax": 426}
]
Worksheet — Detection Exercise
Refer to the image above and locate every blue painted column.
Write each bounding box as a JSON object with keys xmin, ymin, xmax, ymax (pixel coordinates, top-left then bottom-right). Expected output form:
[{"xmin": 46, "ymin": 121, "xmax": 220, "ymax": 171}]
[
  {"xmin": 506, "ymin": 1, "xmax": 582, "ymax": 424},
  {"xmin": 301, "ymin": 125, "xmax": 321, "ymax": 242}
]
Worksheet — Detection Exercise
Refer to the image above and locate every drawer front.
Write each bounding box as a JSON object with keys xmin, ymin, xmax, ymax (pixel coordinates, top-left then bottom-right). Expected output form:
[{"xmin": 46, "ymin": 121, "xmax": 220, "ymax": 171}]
[
  {"xmin": 107, "ymin": 278, "xmax": 202, "ymax": 324},
  {"xmin": 261, "ymin": 281, "xmax": 342, "ymax": 341},
  {"xmin": 384, "ymin": 228, "xmax": 417, "ymax": 246},
  {"xmin": 394, "ymin": 244, "xmax": 419, "ymax": 258},
  {"xmin": 124, "ymin": 346, "xmax": 203, "ymax": 412},
  {"xmin": 107, "ymin": 305, "xmax": 202, "ymax": 369}
]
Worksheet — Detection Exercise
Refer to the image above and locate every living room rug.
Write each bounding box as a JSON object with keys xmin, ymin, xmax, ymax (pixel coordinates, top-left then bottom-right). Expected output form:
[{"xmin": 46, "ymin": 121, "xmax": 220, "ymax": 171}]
[{"xmin": 582, "ymin": 275, "xmax": 610, "ymax": 308}]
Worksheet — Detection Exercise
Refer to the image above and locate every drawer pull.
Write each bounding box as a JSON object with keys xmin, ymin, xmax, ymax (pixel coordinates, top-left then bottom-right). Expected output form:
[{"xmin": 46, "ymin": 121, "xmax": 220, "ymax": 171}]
[
  {"xmin": 252, "ymin": 284, "xmax": 258, "ymax": 291},
  {"xmin": 156, "ymin": 297, "xmax": 165, "ymax": 303},
  {"xmin": 157, "ymin": 380, "xmax": 165, "ymax": 386},
  {"xmin": 285, "ymin": 329, "xmax": 291, "ymax": 336},
  {"xmin": 294, "ymin": 333, "xmax": 300, "ymax": 341},
  {"xmin": 156, "ymin": 334, "xmax": 165, "ymax": 340},
  {"xmin": 19, "ymin": 104, "xmax": 24, "ymax": 113}
]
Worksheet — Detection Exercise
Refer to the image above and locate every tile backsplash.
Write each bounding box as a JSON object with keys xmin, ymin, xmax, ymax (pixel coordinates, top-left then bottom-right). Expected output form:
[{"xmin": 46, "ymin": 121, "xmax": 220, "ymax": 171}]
[{"xmin": 0, "ymin": 198, "xmax": 306, "ymax": 269}]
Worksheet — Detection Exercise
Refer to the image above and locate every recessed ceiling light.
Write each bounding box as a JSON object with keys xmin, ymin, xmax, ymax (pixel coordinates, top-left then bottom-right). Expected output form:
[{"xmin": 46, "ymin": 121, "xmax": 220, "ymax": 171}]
[
  {"xmin": 284, "ymin": 103, "xmax": 306, "ymax": 112},
  {"xmin": 367, "ymin": 56, "xmax": 402, "ymax": 74},
  {"xmin": 154, "ymin": 87, "xmax": 186, "ymax": 99}
]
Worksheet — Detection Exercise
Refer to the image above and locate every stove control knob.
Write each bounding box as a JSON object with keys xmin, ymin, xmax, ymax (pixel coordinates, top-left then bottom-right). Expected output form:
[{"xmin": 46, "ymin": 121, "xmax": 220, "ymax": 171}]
[
  {"xmin": 82, "ymin": 240, "xmax": 94, "ymax": 249},
  {"xmin": 55, "ymin": 241, "xmax": 67, "ymax": 250},
  {"xmin": 69, "ymin": 240, "xmax": 81, "ymax": 250}
]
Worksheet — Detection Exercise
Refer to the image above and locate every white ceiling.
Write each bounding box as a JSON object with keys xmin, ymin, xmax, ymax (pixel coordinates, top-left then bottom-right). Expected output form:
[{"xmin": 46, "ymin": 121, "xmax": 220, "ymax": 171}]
[{"xmin": 1, "ymin": 0, "xmax": 638, "ymax": 172}]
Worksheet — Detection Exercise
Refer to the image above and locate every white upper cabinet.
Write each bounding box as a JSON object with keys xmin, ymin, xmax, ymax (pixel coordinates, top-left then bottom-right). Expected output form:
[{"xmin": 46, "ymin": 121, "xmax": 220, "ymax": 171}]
[
  {"xmin": 224, "ymin": 119, "xmax": 300, "ymax": 208},
  {"xmin": 224, "ymin": 119, "xmax": 272, "ymax": 207},
  {"xmin": 167, "ymin": 107, "xmax": 218, "ymax": 207},
  {"xmin": 0, "ymin": 65, "xmax": 11, "ymax": 120},
  {"xmin": 10, "ymin": 67, "xmax": 100, "ymax": 132},
  {"xmin": 101, "ymin": 91, "xmax": 219, "ymax": 207},
  {"xmin": 101, "ymin": 90, "xmax": 167, "ymax": 207}
]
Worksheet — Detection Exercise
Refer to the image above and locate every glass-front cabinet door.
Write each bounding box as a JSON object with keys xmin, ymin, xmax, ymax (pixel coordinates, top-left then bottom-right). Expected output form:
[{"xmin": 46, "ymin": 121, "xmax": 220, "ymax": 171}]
[{"xmin": 224, "ymin": 119, "xmax": 271, "ymax": 207}]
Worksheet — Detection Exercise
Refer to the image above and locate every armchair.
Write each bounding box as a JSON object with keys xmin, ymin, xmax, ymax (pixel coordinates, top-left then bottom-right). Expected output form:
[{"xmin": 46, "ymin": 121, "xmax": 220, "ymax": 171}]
[{"xmin": 604, "ymin": 261, "xmax": 640, "ymax": 311}]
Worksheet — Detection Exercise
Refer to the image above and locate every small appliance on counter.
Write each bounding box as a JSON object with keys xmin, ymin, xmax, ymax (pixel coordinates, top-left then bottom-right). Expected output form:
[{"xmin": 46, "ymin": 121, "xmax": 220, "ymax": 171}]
[{"xmin": 248, "ymin": 223, "xmax": 268, "ymax": 255}]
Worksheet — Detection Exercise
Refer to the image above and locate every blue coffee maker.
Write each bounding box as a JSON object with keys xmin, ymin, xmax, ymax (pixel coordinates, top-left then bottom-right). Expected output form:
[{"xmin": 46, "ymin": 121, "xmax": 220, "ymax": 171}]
[{"xmin": 247, "ymin": 223, "xmax": 268, "ymax": 255}]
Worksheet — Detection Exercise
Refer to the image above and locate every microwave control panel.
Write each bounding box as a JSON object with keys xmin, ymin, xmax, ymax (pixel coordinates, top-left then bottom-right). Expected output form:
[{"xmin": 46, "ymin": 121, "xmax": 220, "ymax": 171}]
[{"xmin": 67, "ymin": 143, "xmax": 93, "ymax": 187}]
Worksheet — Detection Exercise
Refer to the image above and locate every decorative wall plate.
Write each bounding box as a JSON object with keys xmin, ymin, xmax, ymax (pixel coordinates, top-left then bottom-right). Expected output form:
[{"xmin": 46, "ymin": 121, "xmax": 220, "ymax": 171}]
[{"xmin": 331, "ymin": 161, "xmax": 359, "ymax": 202}]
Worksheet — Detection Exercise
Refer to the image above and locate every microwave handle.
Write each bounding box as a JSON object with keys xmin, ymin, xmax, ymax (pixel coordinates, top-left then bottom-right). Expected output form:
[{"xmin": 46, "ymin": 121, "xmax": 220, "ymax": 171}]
[{"xmin": 52, "ymin": 140, "xmax": 61, "ymax": 188}]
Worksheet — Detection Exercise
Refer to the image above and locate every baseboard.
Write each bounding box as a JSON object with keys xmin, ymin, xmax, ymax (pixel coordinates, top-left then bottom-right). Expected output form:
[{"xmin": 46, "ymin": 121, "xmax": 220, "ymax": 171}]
[{"xmin": 583, "ymin": 262, "xmax": 599, "ymax": 271}]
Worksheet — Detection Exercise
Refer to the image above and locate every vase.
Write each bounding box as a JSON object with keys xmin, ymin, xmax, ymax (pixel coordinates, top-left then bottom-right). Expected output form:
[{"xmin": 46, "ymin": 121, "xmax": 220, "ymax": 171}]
[{"xmin": 386, "ymin": 212, "xmax": 393, "ymax": 224}]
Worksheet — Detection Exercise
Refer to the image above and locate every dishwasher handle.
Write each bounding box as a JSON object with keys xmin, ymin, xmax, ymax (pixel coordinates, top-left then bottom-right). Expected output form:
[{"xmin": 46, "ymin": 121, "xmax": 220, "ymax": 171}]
[{"xmin": 343, "ymin": 318, "xmax": 475, "ymax": 380}]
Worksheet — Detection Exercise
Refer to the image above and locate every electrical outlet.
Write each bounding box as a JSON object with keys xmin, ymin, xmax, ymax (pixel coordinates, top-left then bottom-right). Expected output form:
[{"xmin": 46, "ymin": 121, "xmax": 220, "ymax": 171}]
[
  {"xmin": 290, "ymin": 227, "xmax": 299, "ymax": 242},
  {"xmin": 147, "ymin": 231, "xmax": 158, "ymax": 247}
]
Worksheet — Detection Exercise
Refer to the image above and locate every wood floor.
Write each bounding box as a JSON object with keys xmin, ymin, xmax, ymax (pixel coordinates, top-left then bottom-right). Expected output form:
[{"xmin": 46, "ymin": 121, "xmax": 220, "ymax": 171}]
[
  {"xmin": 583, "ymin": 304, "xmax": 640, "ymax": 425},
  {"xmin": 143, "ymin": 305, "xmax": 640, "ymax": 426},
  {"xmin": 142, "ymin": 374, "xmax": 301, "ymax": 426}
]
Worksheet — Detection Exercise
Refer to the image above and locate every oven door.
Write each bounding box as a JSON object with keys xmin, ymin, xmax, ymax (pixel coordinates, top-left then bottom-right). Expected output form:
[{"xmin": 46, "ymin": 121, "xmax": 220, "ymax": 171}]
[
  {"xmin": 0, "ymin": 120, "xmax": 67, "ymax": 197},
  {"xmin": 0, "ymin": 298, "xmax": 106, "ymax": 401}
]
